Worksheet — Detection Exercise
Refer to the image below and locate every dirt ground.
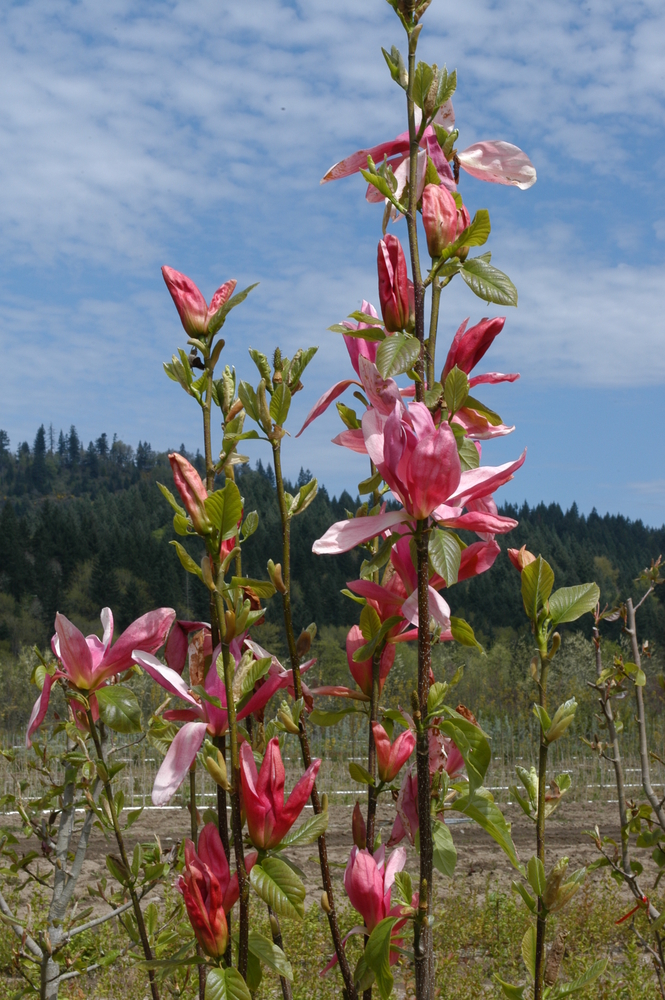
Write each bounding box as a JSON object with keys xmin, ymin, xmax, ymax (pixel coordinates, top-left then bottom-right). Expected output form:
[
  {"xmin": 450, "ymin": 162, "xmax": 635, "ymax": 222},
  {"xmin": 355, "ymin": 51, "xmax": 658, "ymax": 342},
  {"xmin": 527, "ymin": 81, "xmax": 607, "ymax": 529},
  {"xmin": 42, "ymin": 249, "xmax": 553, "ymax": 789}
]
[{"xmin": 14, "ymin": 798, "xmax": 648, "ymax": 913}]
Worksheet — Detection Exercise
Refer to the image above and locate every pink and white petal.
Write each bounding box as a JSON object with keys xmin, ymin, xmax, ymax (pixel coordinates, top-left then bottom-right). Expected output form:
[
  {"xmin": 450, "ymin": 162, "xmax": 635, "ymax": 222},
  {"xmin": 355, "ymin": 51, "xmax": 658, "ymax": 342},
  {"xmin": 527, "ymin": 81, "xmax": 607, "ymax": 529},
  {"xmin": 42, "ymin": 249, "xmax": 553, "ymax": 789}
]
[
  {"xmin": 26, "ymin": 672, "xmax": 56, "ymax": 747},
  {"xmin": 296, "ymin": 380, "xmax": 361, "ymax": 437},
  {"xmin": 100, "ymin": 607, "xmax": 114, "ymax": 652},
  {"xmin": 312, "ymin": 510, "xmax": 409, "ymax": 555},
  {"xmin": 433, "ymin": 511, "xmax": 518, "ymax": 535},
  {"xmin": 152, "ymin": 722, "xmax": 208, "ymax": 806},
  {"xmin": 132, "ymin": 651, "xmax": 202, "ymax": 711},
  {"xmin": 321, "ymin": 137, "xmax": 410, "ymax": 183},
  {"xmin": 55, "ymin": 613, "xmax": 94, "ymax": 688},
  {"xmin": 384, "ymin": 846, "xmax": 407, "ymax": 891},
  {"xmin": 99, "ymin": 608, "xmax": 176, "ymax": 680},
  {"xmin": 308, "ymin": 685, "xmax": 371, "ymax": 702},
  {"xmin": 457, "ymin": 141, "xmax": 536, "ymax": 190},
  {"xmin": 401, "ymin": 587, "xmax": 450, "ymax": 628},
  {"xmin": 447, "ymin": 450, "xmax": 526, "ymax": 508},
  {"xmin": 468, "ymin": 372, "xmax": 519, "ymax": 387},
  {"xmin": 331, "ymin": 428, "xmax": 368, "ymax": 454}
]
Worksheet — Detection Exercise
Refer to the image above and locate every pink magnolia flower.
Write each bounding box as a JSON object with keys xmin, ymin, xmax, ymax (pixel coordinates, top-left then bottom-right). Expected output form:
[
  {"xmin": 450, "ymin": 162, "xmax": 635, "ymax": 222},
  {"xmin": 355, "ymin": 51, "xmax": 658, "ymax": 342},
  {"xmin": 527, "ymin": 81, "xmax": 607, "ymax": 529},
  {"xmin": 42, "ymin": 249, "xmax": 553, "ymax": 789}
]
[
  {"xmin": 179, "ymin": 836, "xmax": 228, "ymax": 959},
  {"xmin": 194, "ymin": 822, "xmax": 257, "ymax": 914},
  {"xmin": 134, "ymin": 636, "xmax": 311, "ymax": 805},
  {"xmin": 373, "ymin": 723, "xmax": 416, "ymax": 782},
  {"xmin": 321, "ymin": 104, "xmax": 535, "ymax": 197},
  {"xmin": 239, "ymin": 737, "xmax": 320, "ymax": 850},
  {"xmin": 169, "ymin": 452, "xmax": 210, "ymax": 534},
  {"xmin": 378, "ymin": 236, "xmax": 414, "ymax": 333},
  {"xmin": 421, "ymin": 183, "xmax": 459, "ymax": 257},
  {"xmin": 344, "ymin": 845, "xmax": 408, "ymax": 934},
  {"xmin": 441, "ymin": 316, "xmax": 518, "ymax": 388},
  {"xmin": 26, "ymin": 607, "xmax": 175, "ymax": 747},
  {"xmin": 162, "ymin": 266, "xmax": 237, "ymax": 339},
  {"xmin": 388, "ymin": 735, "xmax": 464, "ymax": 847}
]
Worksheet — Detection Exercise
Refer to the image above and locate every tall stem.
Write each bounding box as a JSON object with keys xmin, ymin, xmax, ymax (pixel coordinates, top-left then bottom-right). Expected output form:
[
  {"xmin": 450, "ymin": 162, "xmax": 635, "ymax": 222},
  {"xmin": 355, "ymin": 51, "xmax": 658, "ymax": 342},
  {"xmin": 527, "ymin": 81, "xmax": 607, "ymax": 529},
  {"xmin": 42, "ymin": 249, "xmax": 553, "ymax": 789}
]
[
  {"xmin": 268, "ymin": 907, "xmax": 293, "ymax": 1000},
  {"xmin": 272, "ymin": 441, "xmax": 357, "ymax": 1000},
  {"xmin": 189, "ymin": 771, "xmax": 206, "ymax": 1000},
  {"xmin": 426, "ymin": 277, "xmax": 442, "ymax": 390},
  {"xmin": 86, "ymin": 711, "xmax": 159, "ymax": 1000},
  {"xmin": 405, "ymin": 29, "xmax": 426, "ymax": 400},
  {"xmin": 214, "ymin": 734, "xmax": 233, "ymax": 966},
  {"xmin": 213, "ymin": 603, "xmax": 249, "ymax": 979},
  {"xmin": 593, "ymin": 628, "xmax": 630, "ymax": 871},
  {"xmin": 365, "ymin": 651, "xmax": 381, "ymax": 854},
  {"xmin": 534, "ymin": 645, "xmax": 549, "ymax": 1000},
  {"xmin": 414, "ymin": 521, "xmax": 433, "ymax": 1000}
]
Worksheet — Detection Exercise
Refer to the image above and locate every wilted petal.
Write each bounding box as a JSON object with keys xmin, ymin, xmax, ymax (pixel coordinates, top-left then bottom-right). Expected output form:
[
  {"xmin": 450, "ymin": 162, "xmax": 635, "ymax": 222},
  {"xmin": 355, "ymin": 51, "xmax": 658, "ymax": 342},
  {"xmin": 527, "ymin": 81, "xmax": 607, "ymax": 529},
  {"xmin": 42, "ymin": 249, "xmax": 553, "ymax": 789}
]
[
  {"xmin": 153, "ymin": 722, "xmax": 208, "ymax": 805},
  {"xmin": 457, "ymin": 141, "xmax": 536, "ymax": 190}
]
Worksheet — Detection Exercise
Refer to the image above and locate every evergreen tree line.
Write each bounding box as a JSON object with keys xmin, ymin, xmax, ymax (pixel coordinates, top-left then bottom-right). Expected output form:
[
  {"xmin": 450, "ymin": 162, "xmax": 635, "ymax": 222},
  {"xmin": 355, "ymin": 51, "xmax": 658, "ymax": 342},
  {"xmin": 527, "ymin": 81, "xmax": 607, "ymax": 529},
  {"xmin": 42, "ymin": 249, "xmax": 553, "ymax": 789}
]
[{"xmin": 0, "ymin": 425, "xmax": 664, "ymax": 659}]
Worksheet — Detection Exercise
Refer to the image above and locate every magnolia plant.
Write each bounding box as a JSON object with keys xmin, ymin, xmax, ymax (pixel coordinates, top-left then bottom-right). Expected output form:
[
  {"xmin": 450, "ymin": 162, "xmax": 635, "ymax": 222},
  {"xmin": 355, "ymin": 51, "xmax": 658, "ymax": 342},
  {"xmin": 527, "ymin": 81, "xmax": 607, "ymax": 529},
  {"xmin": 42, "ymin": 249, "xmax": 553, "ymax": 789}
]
[{"xmin": 3, "ymin": 4, "xmax": 618, "ymax": 1000}]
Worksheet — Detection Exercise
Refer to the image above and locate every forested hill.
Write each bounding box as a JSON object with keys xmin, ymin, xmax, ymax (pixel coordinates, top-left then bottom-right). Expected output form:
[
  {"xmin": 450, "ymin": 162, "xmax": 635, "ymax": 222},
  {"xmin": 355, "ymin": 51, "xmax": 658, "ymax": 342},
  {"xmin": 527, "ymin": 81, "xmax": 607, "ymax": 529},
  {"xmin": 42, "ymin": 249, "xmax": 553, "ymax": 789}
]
[{"xmin": 1, "ymin": 424, "xmax": 664, "ymax": 653}]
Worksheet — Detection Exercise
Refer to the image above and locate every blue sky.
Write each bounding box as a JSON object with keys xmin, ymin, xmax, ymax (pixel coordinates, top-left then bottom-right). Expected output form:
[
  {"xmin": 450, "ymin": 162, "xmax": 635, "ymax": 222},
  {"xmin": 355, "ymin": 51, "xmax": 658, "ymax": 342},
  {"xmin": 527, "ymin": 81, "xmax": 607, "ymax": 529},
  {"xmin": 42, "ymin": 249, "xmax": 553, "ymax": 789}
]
[{"xmin": 1, "ymin": 0, "xmax": 664, "ymax": 524}]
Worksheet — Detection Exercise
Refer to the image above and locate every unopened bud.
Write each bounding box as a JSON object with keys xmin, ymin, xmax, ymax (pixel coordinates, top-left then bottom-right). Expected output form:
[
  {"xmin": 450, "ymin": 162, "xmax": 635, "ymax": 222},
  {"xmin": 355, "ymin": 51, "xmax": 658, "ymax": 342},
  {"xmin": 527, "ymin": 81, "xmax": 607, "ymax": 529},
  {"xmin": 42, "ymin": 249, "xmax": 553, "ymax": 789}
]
[
  {"xmin": 227, "ymin": 397, "xmax": 243, "ymax": 421},
  {"xmin": 205, "ymin": 750, "xmax": 230, "ymax": 791},
  {"xmin": 543, "ymin": 857, "xmax": 569, "ymax": 909},
  {"xmin": 267, "ymin": 559, "xmax": 287, "ymax": 594},
  {"xmin": 257, "ymin": 379, "xmax": 272, "ymax": 431},
  {"xmin": 507, "ymin": 545, "xmax": 537, "ymax": 572},
  {"xmin": 269, "ymin": 913, "xmax": 280, "ymax": 937},
  {"xmin": 548, "ymin": 632, "xmax": 561, "ymax": 659},
  {"xmin": 321, "ymin": 793, "xmax": 329, "ymax": 813},
  {"xmin": 546, "ymin": 699, "xmax": 577, "ymax": 743},
  {"xmin": 277, "ymin": 706, "xmax": 300, "ymax": 735},
  {"xmin": 544, "ymin": 929, "xmax": 568, "ymax": 986},
  {"xmin": 352, "ymin": 801, "xmax": 367, "ymax": 849},
  {"xmin": 201, "ymin": 555, "xmax": 215, "ymax": 591},
  {"xmin": 295, "ymin": 630, "xmax": 312, "ymax": 659},
  {"xmin": 320, "ymin": 891, "xmax": 331, "ymax": 914},
  {"xmin": 224, "ymin": 610, "xmax": 236, "ymax": 642}
]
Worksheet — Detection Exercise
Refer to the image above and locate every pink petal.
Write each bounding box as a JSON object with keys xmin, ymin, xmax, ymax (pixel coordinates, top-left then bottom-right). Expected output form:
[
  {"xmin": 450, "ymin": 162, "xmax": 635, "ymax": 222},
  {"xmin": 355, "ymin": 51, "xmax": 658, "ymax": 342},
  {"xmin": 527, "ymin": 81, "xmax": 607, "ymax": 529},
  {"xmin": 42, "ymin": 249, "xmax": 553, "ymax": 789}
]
[
  {"xmin": 26, "ymin": 671, "xmax": 56, "ymax": 747},
  {"xmin": 99, "ymin": 608, "xmax": 176, "ymax": 682},
  {"xmin": 133, "ymin": 651, "xmax": 202, "ymax": 712},
  {"xmin": 458, "ymin": 540, "xmax": 501, "ymax": 581},
  {"xmin": 308, "ymin": 685, "xmax": 370, "ymax": 701},
  {"xmin": 277, "ymin": 758, "xmax": 321, "ymax": 840},
  {"xmin": 312, "ymin": 510, "xmax": 409, "ymax": 555},
  {"xmin": 321, "ymin": 137, "xmax": 410, "ymax": 184},
  {"xmin": 296, "ymin": 380, "xmax": 360, "ymax": 437},
  {"xmin": 152, "ymin": 722, "xmax": 208, "ymax": 805},
  {"xmin": 401, "ymin": 587, "xmax": 450, "ymax": 628},
  {"xmin": 383, "ymin": 846, "xmax": 407, "ymax": 891},
  {"xmin": 433, "ymin": 510, "xmax": 518, "ymax": 535},
  {"xmin": 446, "ymin": 450, "xmax": 526, "ymax": 508},
  {"xmin": 331, "ymin": 428, "xmax": 368, "ymax": 454},
  {"xmin": 55, "ymin": 613, "xmax": 94, "ymax": 688},
  {"xmin": 468, "ymin": 372, "xmax": 519, "ymax": 387},
  {"xmin": 207, "ymin": 280, "xmax": 238, "ymax": 321},
  {"xmin": 457, "ymin": 141, "xmax": 536, "ymax": 190}
]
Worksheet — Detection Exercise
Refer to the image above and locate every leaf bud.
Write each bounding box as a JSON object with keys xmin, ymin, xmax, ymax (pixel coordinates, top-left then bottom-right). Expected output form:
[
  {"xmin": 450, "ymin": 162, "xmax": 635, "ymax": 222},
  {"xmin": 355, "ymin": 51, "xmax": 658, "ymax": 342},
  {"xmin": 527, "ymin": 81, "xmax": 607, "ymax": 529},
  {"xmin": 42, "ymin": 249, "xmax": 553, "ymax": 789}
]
[
  {"xmin": 321, "ymin": 793, "xmax": 329, "ymax": 812},
  {"xmin": 204, "ymin": 750, "xmax": 229, "ymax": 791},
  {"xmin": 257, "ymin": 379, "xmax": 273, "ymax": 431},
  {"xmin": 201, "ymin": 555, "xmax": 215, "ymax": 591},
  {"xmin": 352, "ymin": 800, "xmax": 367, "ymax": 849},
  {"xmin": 320, "ymin": 891, "xmax": 331, "ymax": 914},
  {"xmin": 267, "ymin": 559, "xmax": 287, "ymax": 594},
  {"xmin": 224, "ymin": 610, "xmax": 236, "ymax": 642},
  {"xmin": 544, "ymin": 929, "xmax": 568, "ymax": 986},
  {"xmin": 546, "ymin": 698, "xmax": 577, "ymax": 743},
  {"xmin": 295, "ymin": 629, "xmax": 313, "ymax": 659},
  {"xmin": 548, "ymin": 632, "xmax": 561, "ymax": 660},
  {"xmin": 269, "ymin": 913, "xmax": 280, "ymax": 937},
  {"xmin": 227, "ymin": 397, "xmax": 244, "ymax": 422},
  {"xmin": 277, "ymin": 705, "xmax": 300, "ymax": 735},
  {"xmin": 543, "ymin": 857, "xmax": 569, "ymax": 909}
]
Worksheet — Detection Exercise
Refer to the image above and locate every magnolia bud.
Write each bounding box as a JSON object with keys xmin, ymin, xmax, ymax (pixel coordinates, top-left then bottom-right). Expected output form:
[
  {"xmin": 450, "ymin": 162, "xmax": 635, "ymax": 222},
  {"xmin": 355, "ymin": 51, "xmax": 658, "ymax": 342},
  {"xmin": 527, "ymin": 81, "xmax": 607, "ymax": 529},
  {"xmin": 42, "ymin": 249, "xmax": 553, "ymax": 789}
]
[
  {"xmin": 543, "ymin": 857, "xmax": 569, "ymax": 909},
  {"xmin": 201, "ymin": 555, "xmax": 215, "ymax": 591},
  {"xmin": 267, "ymin": 559, "xmax": 287, "ymax": 594},
  {"xmin": 295, "ymin": 629, "xmax": 312, "ymax": 659},
  {"xmin": 257, "ymin": 379, "xmax": 272, "ymax": 431},
  {"xmin": 352, "ymin": 800, "xmax": 367, "ymax": 849},
  {"xmin": 321, "ymin": 793, "xmax": 329, "ymax": 812},
  {"xmin": 507, "ymin": 545, "xmax": 537, "ymax": 572},
  {"xmin": 549, "ymin": 632, "xmax": 561, "ymax": 659},
  {"xmin": 269, "ymin": 913, "xmax": 281, "ymax": 937},
  {"xmin": 224, "ymin": 610, "xmax": 236, "ymax": 642},
  {"xmin": 320, "ymin": 891, "xmax": 331, "ymax": 914},
  {"xmin": 227, "ymin": 397, "xmax": 244, "ymax": 421},
  {"xmin": 277, "ymin": 706, "xmax": 300, "ymax": 735},
  {"xmin": 546, "ymin": 699, "xmax": 577, "ymax": 743},
  {"xmin": 421, "ymin": 184, "xmax": 458, "ymax": 257},
  {"xmin": 377, "ymin": 235, "xmax": 413, "ymax": 333}
]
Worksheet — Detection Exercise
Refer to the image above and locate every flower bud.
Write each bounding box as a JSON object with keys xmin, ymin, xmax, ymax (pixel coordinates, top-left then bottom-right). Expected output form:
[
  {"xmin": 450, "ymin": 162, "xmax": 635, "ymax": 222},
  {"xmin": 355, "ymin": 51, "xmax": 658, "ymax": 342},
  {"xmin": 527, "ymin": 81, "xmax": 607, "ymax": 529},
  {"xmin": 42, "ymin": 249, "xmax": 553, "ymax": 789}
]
[
  {"xmin": 169, "ymin": 453, "xmax": 211, "ymax": 535},
  {"xmin": 377, "ymin": 235, "xmax": 413, "ymax": 332},
  {"xmin": 277, "ymin": 705, "xmax": 300, "ymax": 735},
  {"xmin": 507, "ymin": 545, "xmax": 536, "ymax": 572},
  {"xmin": 421, "ymin": 184, "xmax": 458, "ymax": 257},
  {"xmin": 543, "ymin": 857, "xmax": 569, "ymax": 909},
  {"xmin": 201, "ymin": 555, "xmax": 215, "ymax": 591},
  {"xmin": 226, "ymin": 397, "xmax": 244, "ymax": 422},
  {"xmin": 269, "ymin": 913, "xmax": 281, "ymax": 937},
  {"xmin": 320, "ymin": 891, "xmax": 331, "ymax": 914},
  {"xmin": 224, "ymin": 610, "xmax": 236, "ymax": 642},
  {"xmin": 295, "ymin": 628, "xmax": 313, "ymax": 659},
  {"xmin": 257, "ymin": 379, "xmax": 272, "ymax": 431},
  {"xmin": 352, "ymin": 800, "xmax": 367, "ymax": 849},
  {"xmin": 267, "ymin": 559, "xmax": 287, "ymax": 594},
  {"xmin": 546, "ymin": 699, "xmax": 577, "ymax": 743},
  {"xmin": 321, "ymin": 793, "xmax": 329, "ymax": 812},
  {"xmin": 548, "ymin": 632, "xmax": 561, "ymax": 659}
]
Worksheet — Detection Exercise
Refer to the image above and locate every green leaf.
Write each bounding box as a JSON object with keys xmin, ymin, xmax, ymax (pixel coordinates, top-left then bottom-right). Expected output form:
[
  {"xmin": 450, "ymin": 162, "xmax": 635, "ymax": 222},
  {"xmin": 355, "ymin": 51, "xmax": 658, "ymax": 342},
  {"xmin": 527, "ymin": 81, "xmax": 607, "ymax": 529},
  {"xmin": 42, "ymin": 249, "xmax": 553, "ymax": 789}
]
[
  {"xmin": 375, "ymin": 333, "xmax": 421, "ymax": 378},
  {"xmin": 280, "ymin": 811, "xmax": 329, "ymax": 847},
  {"xmin": 456, "ymin": 209, "xmax": 491, "ymax": 249},
  {"xmin": 333, "ymin": 321, "xmax": 385, "ymax": 343},
  {"xmin": 521, "ymin": 924, "xmax": 536, "ymax": 979},
  {"xmin": 450, "ymin": 617, "xmax": 483, "ymax": 651},
  {"xmin": 349, "ymin": 761, "xmax": 375, "ymax": 786},
  {"xmin": 494, "ymin": 977, "xmax": 526, "ymax": 1000},
  {"xmin": 360, "ymin": 603, "xmax": 382, "ymax": 640},
  {"xmin": 205, "ymin": 481, "xmax": 243, "ymax": 540},
  {"xmin": 431, "ymin": 817, "xmax": 457, "ymax": 876},
  {"xmin": 207, "ymin": 283, "xmax": 259, "ymax": 337},
  {"xmin": 452, "ymin": 787, "xmax": 521, "ymax": 869},
  {"xmin": 460, "ymin": 258, "xmax": 518, "ymax": 307},
  {"xmin": 549, "ymin": 959, "xmax": 607, "ymax": 997},
  {"xmin": 438, "ymin": 713, "xmax": 491, "ymax": 794},
  {"xmin": 549, "ymin": 583, "xmax": 600, "ymax": 625},
  {"xmin": 443, "ymin": 366, "xmax": 469, "ymax": 416},
  {"xmin": 248, "ymin": 930, "xmax": 293, "ymax": 980},
  {"xmin": 293, "ymin": 477, "xmax": 318, "ymax": 516},
  {"xmin": 458, "ymin": 437, "xmax": 480, "ymax": 472},
  {"xmin": 427, "ymin": 681, "xmax": 448, "ymax": 716},
  {"xmin": 358, "ymin": 469, "xmax": 383, "ymax": 495},
  {"xmin": 463, "ymin": 395, "xmax": 503, "ymax": 426},
  {"xmin": 533, "ymin": 704, "xmax": 552, "ymax": 734},
  {"xmin": 429, "ymin": 529, "xmax": 462, "ymax": 586},
  {"xmin": 241, "ymin": 510, "xmax": 259, "ymax": 539},
  {"xmin": 248, "ymin": 349, "xmax": 272, "ymax": 386},
  {"xmin": 245, "ymin": 949, "xmax": 262, "ymax": 993},
  {"xmin": 353, "ymin": 615, "xmax": 403, "ymax": 662},
  {"xmin": 170, "ymin": 540, "xmax": 203, "ymax": 579},
  {"xmin": 250, "ymin": 857, "xmax": 305, "ymax": 920},
  {"xmin": 157, "ymin": 482, "xmax": 186, "ymax": 518},
  {"xmin": 413, "ymin": 61, "xmax": 435, "ymax": 109},
  {"xmin": 526, "ymin": 856, "xmax": 546, "ymax": 897},
  {"xmin": 360, "ymin": 165, "xmax": 403, "ymax": 209},
  {"xmin": 521, "ymin": 556, "xmax": 555, "ymax": 622},
  {"xmin": 435, "ymin": 66, "xmax": 457, "ymax": 109},
  {"xmin": 270, "ymin": 383, "xmax": 292, "ymax": 426},
  {"xmin": 392, "ymin": 870, "xmax": 413, "ymax": 907},
  {"xmin": 235, "ymin": 656, "xmax": 271, "ymax": 703},
  {"xmin": 512, "ymin": 880, "xmax": 537, "ymax": 914},
  {"xmin": 424, "ymin": 381, "xmax": 443, "ymax": 409},
  {"xmin": 285, "ymin": 346, "xmax": 318, "ymax": 389},
  {"xmin": 230, "ymin": 578, "xmax": 276, "ymax": 599},
  {"xmin": 96, "ymin": 685, "xmax": 141, "ymax": 734},
  {"xmin": 364, "ymin": 916, "xmax": 398, "ymax": 1000},
  {"xmin": 310, "ymin": 707, "xmax": 360, "ymax": 727},
  {"xmin": 205, "ymin": 967, "xmax": 252, "ymax": 1000},
  {"xmin": 238, "ymin": 381, "xmax": 260, "ymax": 424},
  {"xmin": 381, "ymin": 45, "xmax": 408, "ymax": 89}
]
